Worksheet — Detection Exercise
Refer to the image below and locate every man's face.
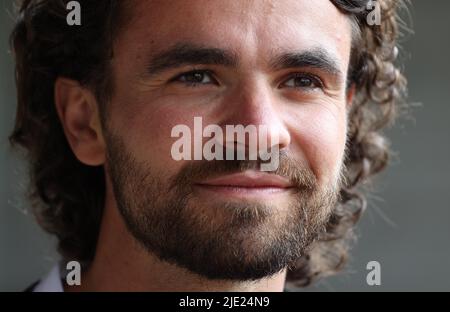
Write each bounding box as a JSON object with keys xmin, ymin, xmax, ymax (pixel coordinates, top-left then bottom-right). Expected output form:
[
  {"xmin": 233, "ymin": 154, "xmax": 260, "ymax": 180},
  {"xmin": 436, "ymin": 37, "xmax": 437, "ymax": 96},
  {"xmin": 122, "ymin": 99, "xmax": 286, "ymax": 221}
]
[{"xmin": 104, "ymin": 0, "xmax": 352, "ymax": 280}]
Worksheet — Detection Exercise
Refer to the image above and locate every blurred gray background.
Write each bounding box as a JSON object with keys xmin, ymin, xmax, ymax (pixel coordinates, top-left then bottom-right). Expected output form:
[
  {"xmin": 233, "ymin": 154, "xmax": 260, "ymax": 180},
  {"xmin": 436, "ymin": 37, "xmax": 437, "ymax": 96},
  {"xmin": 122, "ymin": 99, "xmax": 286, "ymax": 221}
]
[{"xmin": 1, "ymin": 0, "xmax": 449, "ymax": 291}]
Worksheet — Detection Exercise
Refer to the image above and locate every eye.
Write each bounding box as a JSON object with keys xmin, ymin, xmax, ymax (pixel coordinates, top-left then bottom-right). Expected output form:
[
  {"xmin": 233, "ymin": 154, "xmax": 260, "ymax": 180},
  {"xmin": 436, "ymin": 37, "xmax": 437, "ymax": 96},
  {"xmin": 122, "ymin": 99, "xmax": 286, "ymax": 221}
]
[
  {"xmin": 171, "ymin": 70, "xmax": 216, "ymax": 87},
  {"xmin": 281, "ymin": 73, "xmax": 323, "ymax": 90}
]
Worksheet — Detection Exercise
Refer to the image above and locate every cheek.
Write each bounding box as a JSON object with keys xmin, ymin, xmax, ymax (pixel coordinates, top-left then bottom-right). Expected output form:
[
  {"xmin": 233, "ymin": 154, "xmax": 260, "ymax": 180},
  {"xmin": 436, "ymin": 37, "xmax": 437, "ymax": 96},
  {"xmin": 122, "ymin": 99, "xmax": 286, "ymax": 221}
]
[
  {"xmin": 289, "ymin": 103, "xmax": 347, "ymax": 185},
  {"xmin": 108, "ymin": 94, "xmax": 210, "ymax": 174}
]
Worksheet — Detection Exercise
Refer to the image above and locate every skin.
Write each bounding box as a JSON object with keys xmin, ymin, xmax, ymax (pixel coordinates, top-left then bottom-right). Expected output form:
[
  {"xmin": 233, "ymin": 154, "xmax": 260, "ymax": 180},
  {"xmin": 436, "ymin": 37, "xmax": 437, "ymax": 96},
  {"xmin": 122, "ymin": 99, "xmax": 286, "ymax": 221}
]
[{"xmin": 55, "ymin": 0, "xmax": 353, "ymax": 291}]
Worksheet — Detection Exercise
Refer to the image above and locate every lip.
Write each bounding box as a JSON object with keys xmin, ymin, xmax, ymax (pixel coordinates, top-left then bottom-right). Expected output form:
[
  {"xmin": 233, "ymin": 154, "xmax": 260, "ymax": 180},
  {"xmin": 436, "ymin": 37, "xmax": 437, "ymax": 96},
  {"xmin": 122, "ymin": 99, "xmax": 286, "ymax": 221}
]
[{"xmin": 196, "ymin": 171, "xmax": 293, "ymax": 189}]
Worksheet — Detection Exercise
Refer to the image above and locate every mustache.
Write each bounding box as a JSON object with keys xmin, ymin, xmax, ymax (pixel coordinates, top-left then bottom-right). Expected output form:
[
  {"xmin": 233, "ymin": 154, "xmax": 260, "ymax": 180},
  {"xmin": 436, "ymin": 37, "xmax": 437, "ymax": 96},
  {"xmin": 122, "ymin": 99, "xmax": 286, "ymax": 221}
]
[{"xmin": 170, "ymin": 150, "xmax": 318, "ymax": 191}]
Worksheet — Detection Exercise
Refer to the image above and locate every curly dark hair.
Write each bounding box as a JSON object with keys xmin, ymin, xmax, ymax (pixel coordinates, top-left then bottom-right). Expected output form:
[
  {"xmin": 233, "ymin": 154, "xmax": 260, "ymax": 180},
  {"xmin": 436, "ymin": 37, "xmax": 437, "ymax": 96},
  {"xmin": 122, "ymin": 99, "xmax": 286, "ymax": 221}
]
[{"xmin": 9, "ymin": 0, "xmax": 407, "ymax": 287}]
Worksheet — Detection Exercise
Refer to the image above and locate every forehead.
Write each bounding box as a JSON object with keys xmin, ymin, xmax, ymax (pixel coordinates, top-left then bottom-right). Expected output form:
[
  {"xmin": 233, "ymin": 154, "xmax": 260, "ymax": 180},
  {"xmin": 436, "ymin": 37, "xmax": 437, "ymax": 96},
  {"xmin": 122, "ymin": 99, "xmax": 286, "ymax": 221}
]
[{"xmin": 116, "ymin": 0, "xmax": 352, "ymax": 69}]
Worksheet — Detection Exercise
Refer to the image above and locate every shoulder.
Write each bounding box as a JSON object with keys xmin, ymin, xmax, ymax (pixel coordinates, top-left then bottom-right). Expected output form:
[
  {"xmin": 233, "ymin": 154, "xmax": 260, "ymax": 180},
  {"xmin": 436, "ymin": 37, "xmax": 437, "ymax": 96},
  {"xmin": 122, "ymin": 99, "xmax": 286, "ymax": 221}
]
[
  {"xmin": 27, "ymin": 265, "xmax": 64, "ymax": 292},
  {"xmin": 23, "ymin": 280, "xmax": 40, "ymax": 292}
]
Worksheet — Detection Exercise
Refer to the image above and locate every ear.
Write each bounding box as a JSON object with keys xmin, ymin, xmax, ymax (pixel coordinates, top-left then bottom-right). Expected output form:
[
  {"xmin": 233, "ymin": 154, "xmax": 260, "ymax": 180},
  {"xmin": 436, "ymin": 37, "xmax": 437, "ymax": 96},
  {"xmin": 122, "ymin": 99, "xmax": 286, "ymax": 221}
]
[
  {"xmin": 54, "ymin": 77, "xmax": 106, "ymax": 166},
  {"xmin": 346, "ymin": 84, "xmax": 356, "ymax": 109}
]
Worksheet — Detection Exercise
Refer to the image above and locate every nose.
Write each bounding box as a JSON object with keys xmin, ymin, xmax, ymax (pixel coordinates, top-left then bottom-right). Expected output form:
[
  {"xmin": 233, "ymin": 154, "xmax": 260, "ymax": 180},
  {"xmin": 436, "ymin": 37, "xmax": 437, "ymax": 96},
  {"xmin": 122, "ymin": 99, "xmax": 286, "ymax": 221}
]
[{"xmin": 222, "ymin": 80, "xmax": 291, "ymax": 153}]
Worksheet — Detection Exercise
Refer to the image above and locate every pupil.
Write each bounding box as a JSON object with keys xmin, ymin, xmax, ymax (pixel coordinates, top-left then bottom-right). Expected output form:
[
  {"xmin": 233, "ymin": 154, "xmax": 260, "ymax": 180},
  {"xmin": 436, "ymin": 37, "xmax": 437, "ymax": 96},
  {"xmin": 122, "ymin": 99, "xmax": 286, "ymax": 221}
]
[
  {"xmin": 296, "ymin": 77, "xmax": 311, "ymax": 87},
  {"xmin": 189, "ymin": 72, "xmax": 203, "ymax": 82}
]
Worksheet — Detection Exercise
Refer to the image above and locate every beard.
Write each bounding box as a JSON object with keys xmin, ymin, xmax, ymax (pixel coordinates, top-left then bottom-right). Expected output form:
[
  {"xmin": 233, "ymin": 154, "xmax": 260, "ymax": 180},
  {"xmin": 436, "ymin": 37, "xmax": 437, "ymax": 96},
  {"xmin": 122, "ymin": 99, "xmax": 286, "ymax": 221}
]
[{"xmin": 105, "ymin": 132, "xmax": 342, "ymax": 281}]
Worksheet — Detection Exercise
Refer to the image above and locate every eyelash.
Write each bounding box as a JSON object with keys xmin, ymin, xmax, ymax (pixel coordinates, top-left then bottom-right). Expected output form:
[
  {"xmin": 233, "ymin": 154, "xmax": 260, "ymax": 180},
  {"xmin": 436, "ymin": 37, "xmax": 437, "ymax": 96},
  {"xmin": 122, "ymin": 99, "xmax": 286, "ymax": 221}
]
[
  {"xmin": 280, "ymin": 73, "xmax": 324, "ymax": 91},
  {"xmin": 170, "ymin": 69, "xmax": 324, "ymax": 91},
  {"xmin": 170, "ymin": 70, "xmax": 217, "ymax": 87}
]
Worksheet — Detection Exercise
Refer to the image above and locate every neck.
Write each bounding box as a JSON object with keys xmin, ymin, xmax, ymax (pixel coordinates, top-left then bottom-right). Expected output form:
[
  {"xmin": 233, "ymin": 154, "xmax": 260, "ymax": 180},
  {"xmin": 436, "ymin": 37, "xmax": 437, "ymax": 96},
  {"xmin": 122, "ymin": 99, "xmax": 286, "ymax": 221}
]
[{"xmin": 67, "ymin": 185, "xmax": 287, "ymax": 292}]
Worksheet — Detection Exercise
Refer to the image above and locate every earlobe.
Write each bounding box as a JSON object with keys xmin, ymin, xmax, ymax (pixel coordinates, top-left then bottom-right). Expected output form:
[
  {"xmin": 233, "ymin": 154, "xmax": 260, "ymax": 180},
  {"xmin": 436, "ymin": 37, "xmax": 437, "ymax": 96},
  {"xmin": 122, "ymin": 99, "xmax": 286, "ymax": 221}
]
[
  {"xmin": 54, "ymin": 77, "xmax": 106, "ymax": 166},
  {"xmin": 346, "ymin": 84, "xmax": 356, "ymax": 108}
]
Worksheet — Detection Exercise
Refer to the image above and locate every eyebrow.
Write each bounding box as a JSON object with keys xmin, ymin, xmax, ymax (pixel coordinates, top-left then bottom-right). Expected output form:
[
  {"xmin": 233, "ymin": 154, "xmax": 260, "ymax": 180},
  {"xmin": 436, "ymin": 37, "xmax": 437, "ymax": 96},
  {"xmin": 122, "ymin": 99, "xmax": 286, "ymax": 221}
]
[
  {"xmin": 145, "ymin": 43, "xmax": 344, "ymax": 82},
  {"xmin": 146, "ymin": 43, "xmax": 238, "ymax": 76},
  {"xmin": 269, "ymin": 48, "xmax": 344, "ymax": 80}
]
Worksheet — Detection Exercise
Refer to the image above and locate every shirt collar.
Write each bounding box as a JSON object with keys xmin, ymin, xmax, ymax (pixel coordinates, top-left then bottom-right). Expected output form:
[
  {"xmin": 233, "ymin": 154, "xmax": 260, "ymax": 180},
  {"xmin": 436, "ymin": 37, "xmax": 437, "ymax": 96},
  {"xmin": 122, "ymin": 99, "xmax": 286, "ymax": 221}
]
[{"xmin": 33, "ymin": 264, "xmax": 64, "ymax": 292}]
